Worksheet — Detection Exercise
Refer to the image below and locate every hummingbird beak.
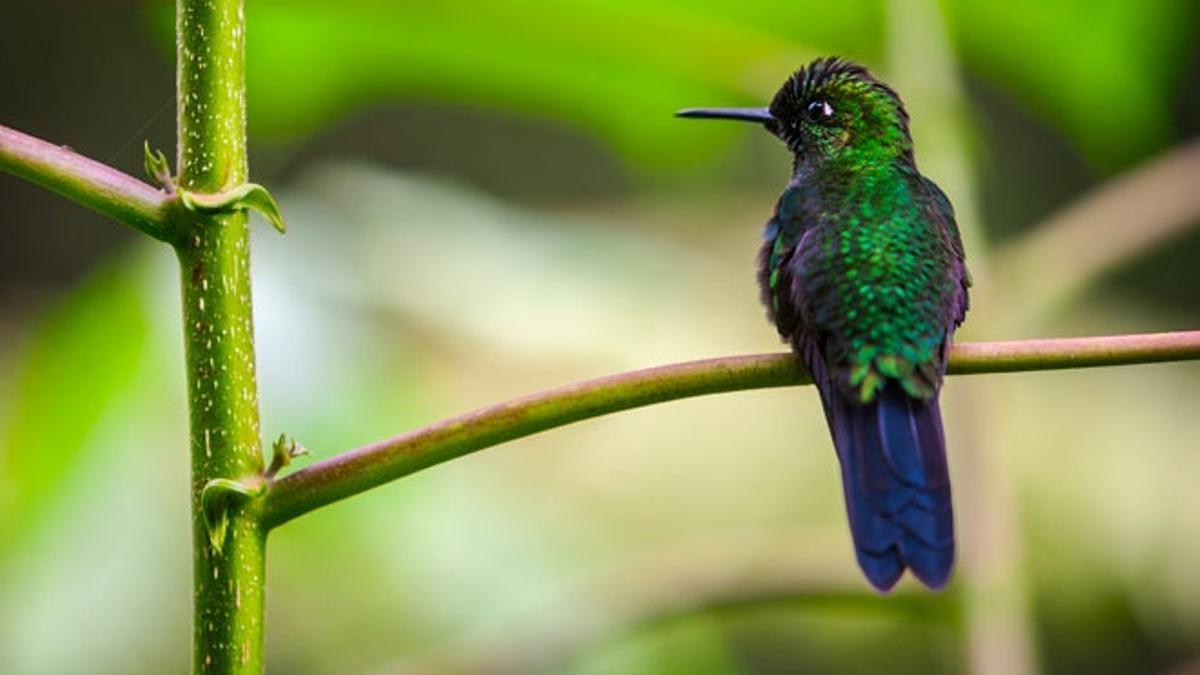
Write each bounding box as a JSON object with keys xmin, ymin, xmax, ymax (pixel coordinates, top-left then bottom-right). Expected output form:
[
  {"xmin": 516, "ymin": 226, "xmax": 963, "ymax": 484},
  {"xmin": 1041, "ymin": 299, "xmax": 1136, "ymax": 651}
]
[{"xmin": 675, "ymin": 107, "xmax": 774, "ymax": 123}]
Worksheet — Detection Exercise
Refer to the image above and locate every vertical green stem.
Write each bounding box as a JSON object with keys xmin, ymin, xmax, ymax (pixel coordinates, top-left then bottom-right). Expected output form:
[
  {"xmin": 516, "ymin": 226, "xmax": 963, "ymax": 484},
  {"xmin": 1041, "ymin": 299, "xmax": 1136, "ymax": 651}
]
[
  {"xmin": 886, "ymin": 4, "xmax": 1037, "ymax": 673},
  {"xmin": 176, "ymin": 0, "xmax": 266, "ymax": 672}
]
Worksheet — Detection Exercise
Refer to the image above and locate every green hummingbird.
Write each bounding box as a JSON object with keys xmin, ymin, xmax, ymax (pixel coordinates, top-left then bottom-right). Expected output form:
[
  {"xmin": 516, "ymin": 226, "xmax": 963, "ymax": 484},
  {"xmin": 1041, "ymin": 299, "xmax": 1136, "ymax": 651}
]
[{"xmin": 679, "ymin": 57, "xmax": 970, "ymax": 591}]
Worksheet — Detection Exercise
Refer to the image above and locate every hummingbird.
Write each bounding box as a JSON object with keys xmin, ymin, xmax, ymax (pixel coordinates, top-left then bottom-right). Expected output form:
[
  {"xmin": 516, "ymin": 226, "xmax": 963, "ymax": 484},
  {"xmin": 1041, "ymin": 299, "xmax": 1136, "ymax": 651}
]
[{"xmin": 678, "ymin": 57, "xmax": 970, "ymax": 591}]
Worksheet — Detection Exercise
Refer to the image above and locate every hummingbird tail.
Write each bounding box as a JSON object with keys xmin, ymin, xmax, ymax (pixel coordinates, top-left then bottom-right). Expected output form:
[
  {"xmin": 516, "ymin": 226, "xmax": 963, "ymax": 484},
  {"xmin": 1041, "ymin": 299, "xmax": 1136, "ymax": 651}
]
[{"xmin": 820, "ymin": 380, "xmax": 955, "ymax": 591}]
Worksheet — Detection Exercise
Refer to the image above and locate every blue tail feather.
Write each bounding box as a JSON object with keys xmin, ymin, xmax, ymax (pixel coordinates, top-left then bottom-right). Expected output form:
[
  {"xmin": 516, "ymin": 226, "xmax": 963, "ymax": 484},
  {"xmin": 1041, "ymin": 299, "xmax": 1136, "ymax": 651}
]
[{"xmin": 821, "ymin": 380, "xmax": 955, "ymax": 591}]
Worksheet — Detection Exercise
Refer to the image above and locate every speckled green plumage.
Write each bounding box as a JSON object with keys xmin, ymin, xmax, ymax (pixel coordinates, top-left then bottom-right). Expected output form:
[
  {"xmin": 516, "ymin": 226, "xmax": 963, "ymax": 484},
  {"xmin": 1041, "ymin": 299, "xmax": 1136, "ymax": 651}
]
[
  {"xmin": 764, "ymin": 166, "xmax": 964, "ymax": 402},
  {"xmin": 757, "ymin": 59, "xmax": 969, "ymax": 404},
  {"xmin": 679, "ymin": 56, "xmax": 971, "ymax": 590}
]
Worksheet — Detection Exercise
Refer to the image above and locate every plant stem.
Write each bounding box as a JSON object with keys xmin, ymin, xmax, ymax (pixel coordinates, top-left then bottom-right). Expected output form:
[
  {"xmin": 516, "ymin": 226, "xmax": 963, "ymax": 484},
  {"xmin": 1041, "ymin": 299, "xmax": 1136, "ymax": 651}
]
[
  {"xmin": 0, "ymin": 124, "xmax": 173, "ymax": 241},
  {"xmin": 263, "ymin": 329, "xmax": 1200, "ymax": 529},
  {"xmin": 175, "ymin": 0, "xmax": 266, "ymax": 672}
]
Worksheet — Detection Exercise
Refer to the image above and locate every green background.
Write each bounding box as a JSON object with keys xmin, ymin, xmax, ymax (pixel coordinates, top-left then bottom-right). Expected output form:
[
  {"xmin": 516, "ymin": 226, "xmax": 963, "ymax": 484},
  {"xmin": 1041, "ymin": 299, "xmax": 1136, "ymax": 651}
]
[{"xmin": 1, "ymin": 1, "xmax": 1198, "ymax": 673}]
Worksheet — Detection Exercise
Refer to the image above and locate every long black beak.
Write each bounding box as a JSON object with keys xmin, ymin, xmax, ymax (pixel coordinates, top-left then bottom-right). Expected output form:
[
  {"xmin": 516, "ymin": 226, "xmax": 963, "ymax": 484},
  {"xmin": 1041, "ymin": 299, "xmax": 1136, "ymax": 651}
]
[{"xmin": 675, "ymin": 107, "xmax": 774, "ymax": 123}]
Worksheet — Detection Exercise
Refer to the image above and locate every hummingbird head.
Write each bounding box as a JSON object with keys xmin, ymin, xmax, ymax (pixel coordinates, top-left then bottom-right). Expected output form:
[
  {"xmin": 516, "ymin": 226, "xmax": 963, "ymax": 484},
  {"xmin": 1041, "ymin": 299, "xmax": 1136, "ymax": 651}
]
[{"xmin": 678, "ymin": 57, "xmax": 913, "ymax": 168}]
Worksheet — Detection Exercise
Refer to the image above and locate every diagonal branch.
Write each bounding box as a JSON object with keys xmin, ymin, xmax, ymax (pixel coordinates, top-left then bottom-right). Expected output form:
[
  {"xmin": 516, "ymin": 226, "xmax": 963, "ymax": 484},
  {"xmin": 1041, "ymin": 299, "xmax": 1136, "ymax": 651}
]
[
  {"xmin": 994, "ymin": 137, "xmax": 1200, "ymax": 321},
  {"xmin": 263, "ymin": 329, "xmax": 1200, "ymax": 529},
  {"xmin": 0, "ymin": 124, "xmax": 173, "ymax": 242}
]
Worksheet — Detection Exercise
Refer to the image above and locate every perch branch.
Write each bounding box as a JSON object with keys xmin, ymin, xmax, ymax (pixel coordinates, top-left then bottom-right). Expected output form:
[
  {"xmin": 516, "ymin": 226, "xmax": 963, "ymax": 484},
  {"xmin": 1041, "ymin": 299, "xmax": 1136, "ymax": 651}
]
[{"xmin": 263, "ymin": 329, "xmax": 1200, "ymax": 528}]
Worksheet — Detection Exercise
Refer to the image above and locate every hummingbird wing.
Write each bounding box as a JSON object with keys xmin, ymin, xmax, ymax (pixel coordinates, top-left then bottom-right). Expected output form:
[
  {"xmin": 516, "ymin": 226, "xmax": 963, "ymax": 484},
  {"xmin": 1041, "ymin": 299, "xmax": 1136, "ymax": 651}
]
[
  {"xmin": 758, "ymin": 180, "xmax": 821, "ymax": 347},
  {"xmin": 920, "ymin": 175, "xmax": 970, "ymax": 330}
]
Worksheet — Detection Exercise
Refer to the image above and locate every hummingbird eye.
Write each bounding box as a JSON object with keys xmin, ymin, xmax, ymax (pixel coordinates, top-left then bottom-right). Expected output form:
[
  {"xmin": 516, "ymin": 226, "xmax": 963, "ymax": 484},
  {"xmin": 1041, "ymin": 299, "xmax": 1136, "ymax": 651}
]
[{"xmin": 807, "ymin": 99, "xmax": 835, "ymax": 122}]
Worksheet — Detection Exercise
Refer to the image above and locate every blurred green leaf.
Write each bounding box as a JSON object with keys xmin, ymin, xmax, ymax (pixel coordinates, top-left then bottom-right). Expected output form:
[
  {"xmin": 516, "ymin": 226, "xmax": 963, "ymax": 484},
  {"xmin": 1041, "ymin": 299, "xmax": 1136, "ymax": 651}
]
[
  {"xmin": 943, "ymin": 0, "xmax": 1194, "ymax": 168},
  {"xmin": 145, "ymin": 0, "xmax": 873, "ymax": 167},
  {"xmin": 570, "ymin": 615, "xmax": 743, "ymax": 675},
  {"xmin": 145, "ymin": 0, "xmax": 1191, "ymax": 169},
  {"xmin": 0, "ymin": 260, "xmax": 148, "ymax": 549}
]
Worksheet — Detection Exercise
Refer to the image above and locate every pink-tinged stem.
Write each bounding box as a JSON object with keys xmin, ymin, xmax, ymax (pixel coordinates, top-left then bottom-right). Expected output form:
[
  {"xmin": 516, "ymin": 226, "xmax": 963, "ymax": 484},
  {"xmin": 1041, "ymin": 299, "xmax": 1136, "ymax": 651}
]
[
  {"xmin": 0, "ymin": 124, "xmax": 173, "ymax": 242},
  {"xmin": 263, "ymin": 329, "xmax": 1200, "ymax": 528}
]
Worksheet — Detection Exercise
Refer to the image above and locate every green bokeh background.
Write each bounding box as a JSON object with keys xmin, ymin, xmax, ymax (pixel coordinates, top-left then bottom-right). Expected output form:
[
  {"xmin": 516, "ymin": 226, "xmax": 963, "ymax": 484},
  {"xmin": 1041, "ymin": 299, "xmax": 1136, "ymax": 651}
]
[{"xmin": 1, "ymin": 1, "xmax": 1198, "ymax": 673}]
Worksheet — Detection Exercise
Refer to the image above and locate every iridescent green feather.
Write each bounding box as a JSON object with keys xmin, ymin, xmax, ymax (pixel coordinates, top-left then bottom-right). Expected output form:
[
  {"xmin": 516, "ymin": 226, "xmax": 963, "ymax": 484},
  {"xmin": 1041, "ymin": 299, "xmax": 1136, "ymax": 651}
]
[
  {"xmin": 801, "ymin": 166, "xmax": 956, "ymax": 402},
  {"xmin": 758, "ymin": 60, "xmax": 967, "ymax": 404}
]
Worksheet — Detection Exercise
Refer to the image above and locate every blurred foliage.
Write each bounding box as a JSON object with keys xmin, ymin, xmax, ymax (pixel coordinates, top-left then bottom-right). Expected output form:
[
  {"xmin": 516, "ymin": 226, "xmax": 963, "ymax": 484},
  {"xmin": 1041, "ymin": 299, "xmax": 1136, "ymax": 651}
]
[
  {"xmin": 3, "ymin": 165, "xmax": 1199, "ymax": 674},
  {"xmin": 1, "ymin": 0, "xmax": 1199, "ymax": 674},
  {"xmin": 143, "ymin": 0, "xmax": 1197, "ymax": 169},
  {"xmin": 0, "ymin": 260, "xmax": 148, "ymax": 551},
  {"xmin": 942, "ymin": 0, "xmax": 1192, "ymax": 168}
]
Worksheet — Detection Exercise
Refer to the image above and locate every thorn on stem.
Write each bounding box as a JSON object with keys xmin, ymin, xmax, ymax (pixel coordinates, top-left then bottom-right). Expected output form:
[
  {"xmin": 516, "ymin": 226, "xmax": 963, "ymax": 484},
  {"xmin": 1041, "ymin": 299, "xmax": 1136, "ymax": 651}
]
[
  {"xmin": 266, "ymin": 433, "xmax": 308, "ymax": 479},
  {"xmin": 143, "ymin": 141, "xmax": 175, "ymax": 192}
]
